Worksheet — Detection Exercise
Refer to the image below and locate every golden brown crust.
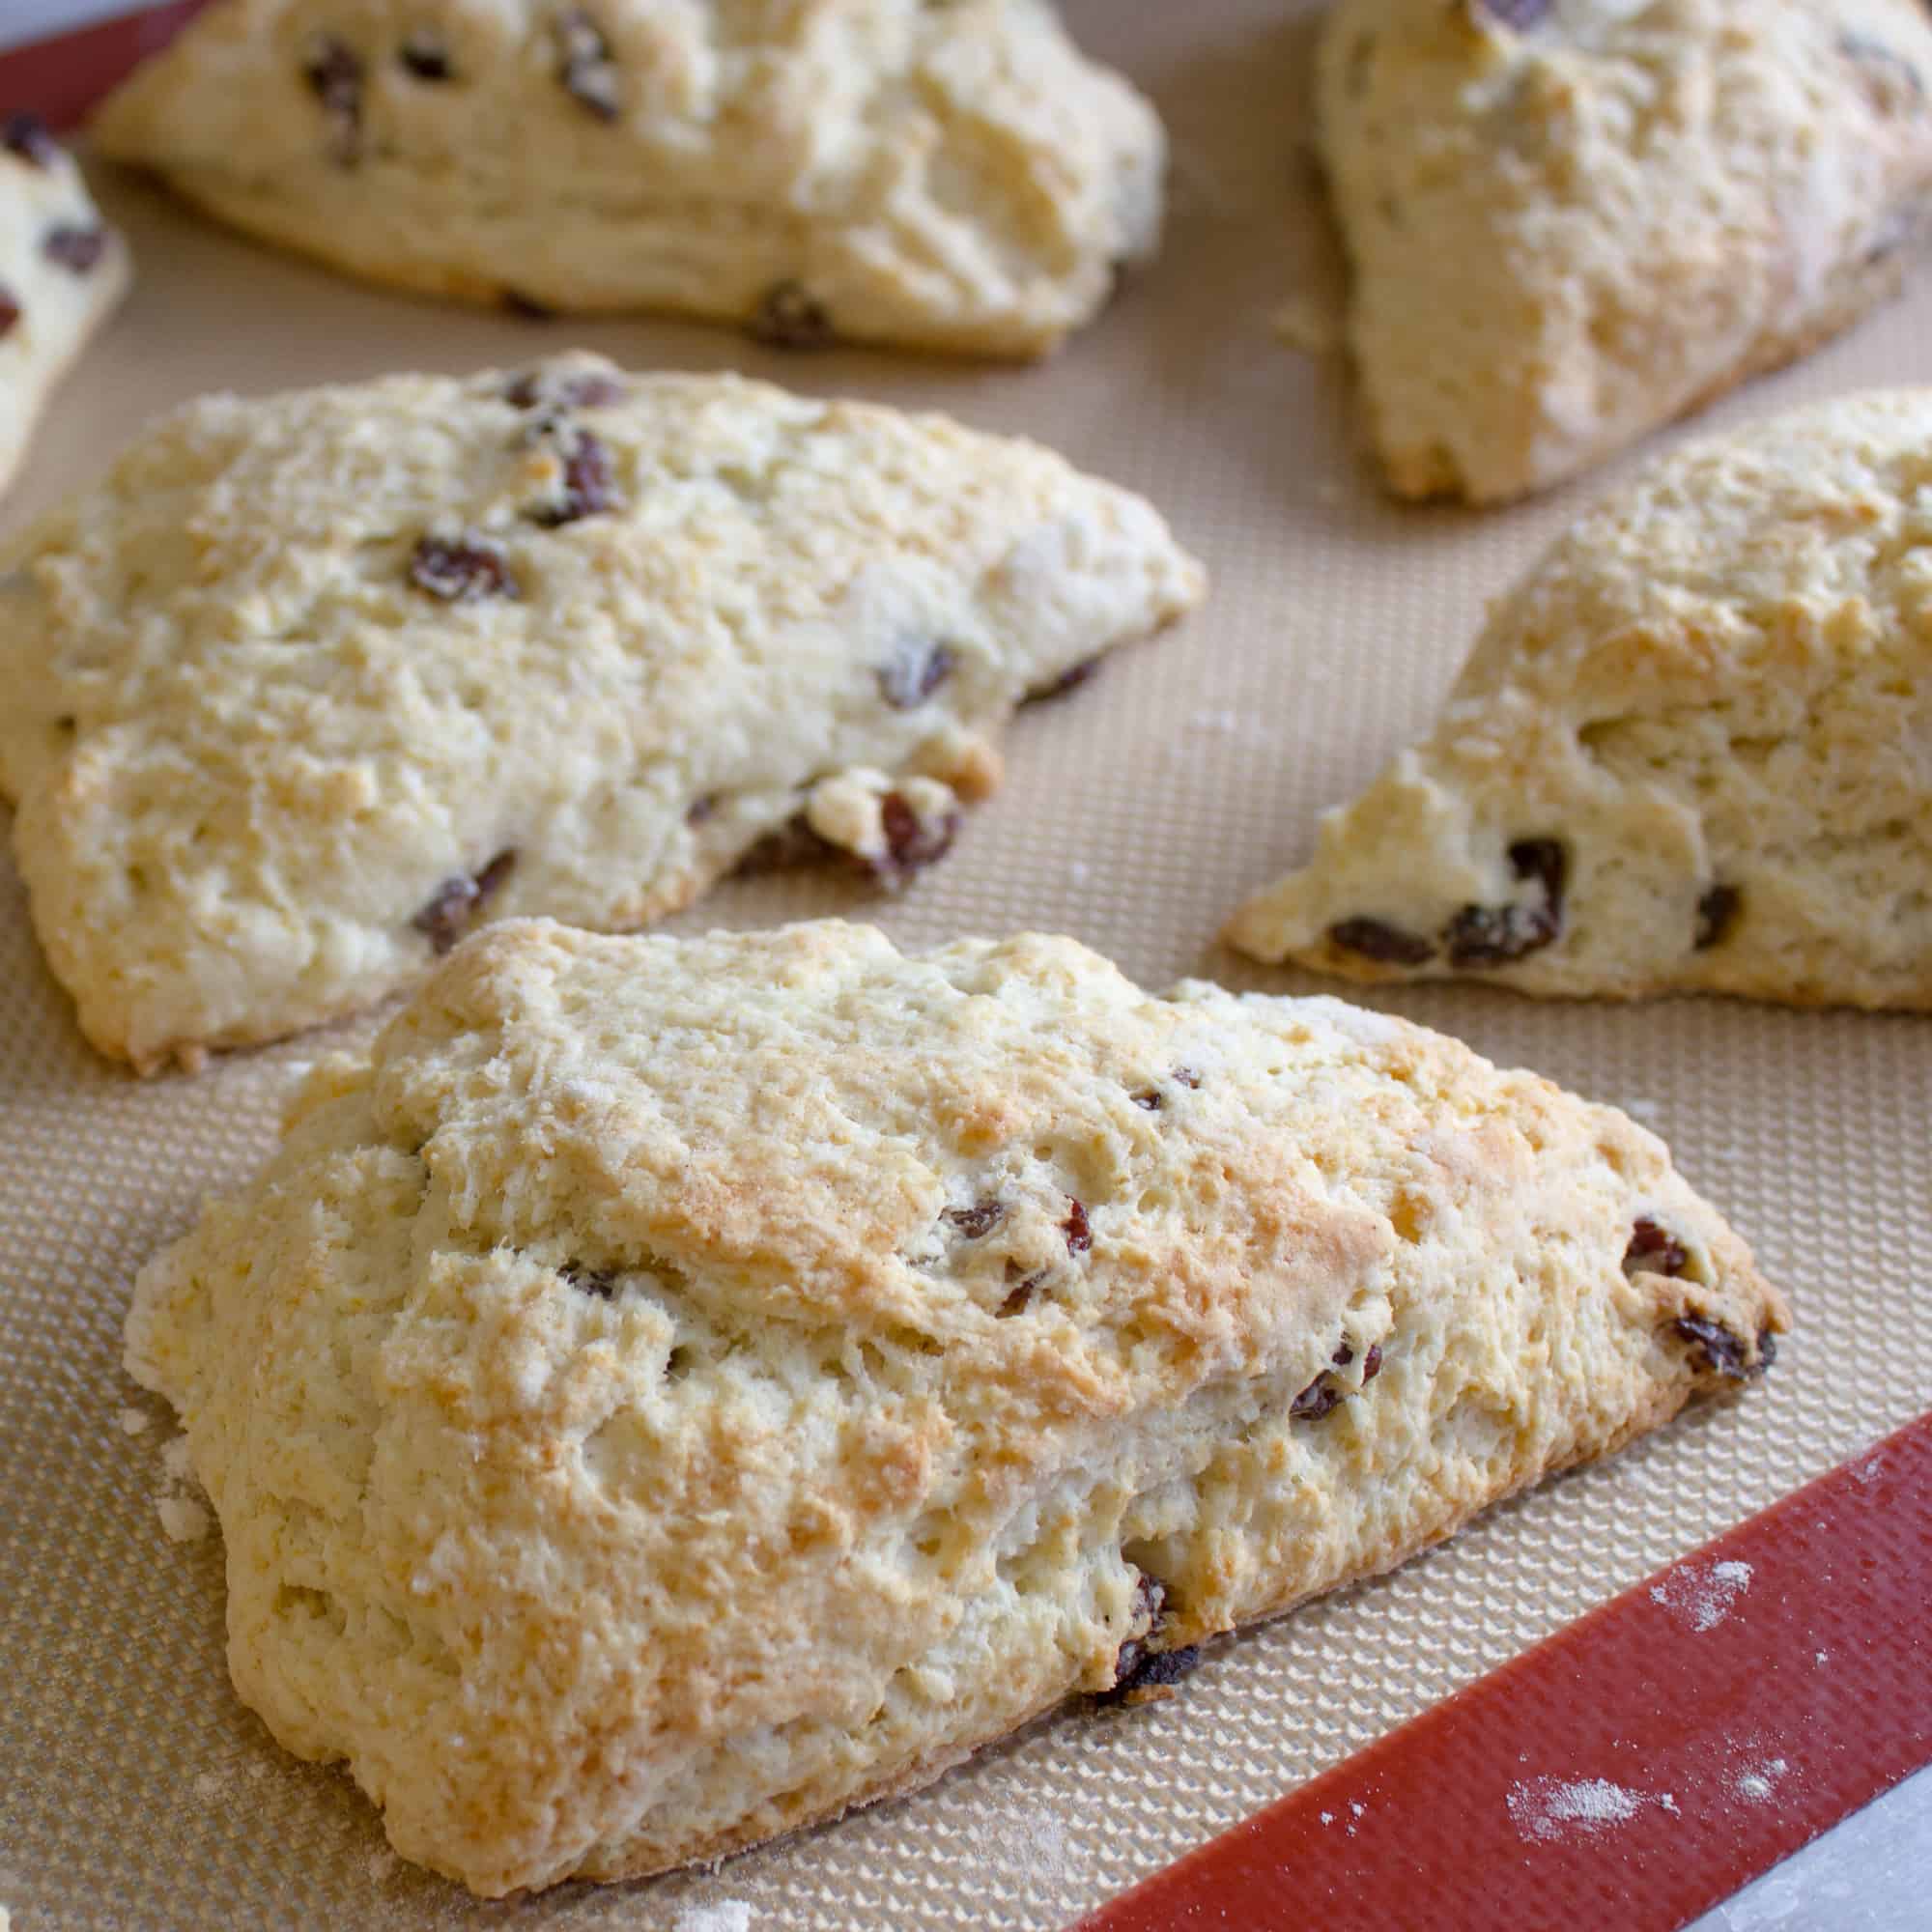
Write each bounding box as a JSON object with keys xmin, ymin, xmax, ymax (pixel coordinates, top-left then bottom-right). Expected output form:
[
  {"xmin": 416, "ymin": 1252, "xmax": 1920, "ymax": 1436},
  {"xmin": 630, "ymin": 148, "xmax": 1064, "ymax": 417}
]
[{"xmin": 127, "ymin": 921, "xmax": 1782, "ymax": 1894}]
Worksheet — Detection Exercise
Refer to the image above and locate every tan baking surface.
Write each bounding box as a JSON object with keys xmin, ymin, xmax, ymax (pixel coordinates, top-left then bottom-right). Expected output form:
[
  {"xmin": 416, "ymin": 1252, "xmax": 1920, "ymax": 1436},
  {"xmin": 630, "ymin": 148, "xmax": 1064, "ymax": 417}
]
[{"xmin": 2, "ymin": 3, "xmax": 1927, "ymax": 1925}]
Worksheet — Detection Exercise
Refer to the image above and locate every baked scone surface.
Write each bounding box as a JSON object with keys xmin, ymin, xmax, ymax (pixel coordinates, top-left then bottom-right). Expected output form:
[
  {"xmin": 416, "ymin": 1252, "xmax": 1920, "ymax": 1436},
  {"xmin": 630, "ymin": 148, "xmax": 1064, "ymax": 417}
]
[
  {"xmin": 126, "ymin": 918, "xmax": 1784, "ymax": 1895},
  {"xmin": 1317, "ymin": 0, "xmax": 1932, "ymax": 501},
  {"xmin": 1227, "ymin": 391, "xmax": 1932, "ymax": 1009},
  {"xmin": 0, "ymin": 354, "xmax": 1201, "ymax": 1071},
  {"xmin": 90, "ymin": 0, "xmax": 1164, "ymax": 355},
  {"xmin": 0, "ymin": 112, "xmax": 130, "ymax": 495}
]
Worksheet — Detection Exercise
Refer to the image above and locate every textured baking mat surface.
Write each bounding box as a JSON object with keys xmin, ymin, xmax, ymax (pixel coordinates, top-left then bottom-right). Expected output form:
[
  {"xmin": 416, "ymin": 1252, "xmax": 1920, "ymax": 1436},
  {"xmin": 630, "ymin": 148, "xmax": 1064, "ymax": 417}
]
[{"xmin": 2, "ymin": 3, "xmax": 1928, "ymax": 1927}]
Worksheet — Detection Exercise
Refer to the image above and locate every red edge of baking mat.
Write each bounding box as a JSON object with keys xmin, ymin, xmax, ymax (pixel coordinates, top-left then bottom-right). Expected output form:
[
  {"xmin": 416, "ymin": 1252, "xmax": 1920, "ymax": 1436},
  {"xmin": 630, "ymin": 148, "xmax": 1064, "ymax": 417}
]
[
  {"xmin": 1076, "ymin": 1410, "xmax": 1932, "ymax": 1932},
  {"xmin": 1, "ymin": 1, "xmax": 213, "ymax": 131}
]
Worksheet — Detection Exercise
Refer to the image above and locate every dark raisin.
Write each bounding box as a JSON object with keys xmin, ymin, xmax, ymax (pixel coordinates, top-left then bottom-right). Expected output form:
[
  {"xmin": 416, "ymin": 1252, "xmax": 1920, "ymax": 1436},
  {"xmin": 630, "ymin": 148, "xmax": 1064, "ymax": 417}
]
[
  {"xmin": 750, "ymin": 279, "xmax": 835, "ymax": 350},
  {"xmin": 1098, "ymin": 1576, "xmax": 1202, "ymax": 1704},
  {"xmin": 686, "ymin": 793, "xmax": 718, "ymax": 826},
  {"xmin": 1026, "ymin": 658, "xmax": 1100, "ymax": 704},
  {"xmin": 1510, "ymin": 838, "xmax": 1567, "ymax": 901},
  {"xmin": 998, "ymin": 1266, "xmax": 1044, "ymax": 1318},
  {"xmin": 1104, "ymin": 1645, "xmax": 1203, "ymax": 1703},
  {"xmin": 1104, "ymin": 1573, "xmax": 1165, "ymax": 1688},
  {"xmin": 555, "ymin": 8, "xmax": 620, "ymax": 119},
  {"xmin": 1668, "ymin": 1315, "xmax": 1761, "ymax": 1381},
  {"xmin": 503, "ymin": 289, "xmax": 557, "ymax": 321},
  {"xmin": 1443, "ymin": 901, "xmax": 1554, "ymax": 967},
  {"xmin": 1332, "ymin": 1342, "xmax": 1354, "ymax": 1367},
  {"xmin": 877, "ymin": 640, "xmax": 955, "ymax": 710},
  {"xmin": 300, "ymin": 34, "xmax": 364, "ymax": 163},
  {"xmin": 0, "ymin": 286, "xmax": 17, "ymax": 339},
  {"xmin": 1130, "ymin": 1088, "xmax": 1163, "ymax": 1111},
  {"xmin": 1361, "ymin": 1343, "xmax": 1382, "ymax": 1381},
  {"xmin": 1291, "ymin": 1373, "xmax": 1345, "ymax": 1421},
  {"xmin": 42, "ymin": 225, "xmax": 106, "ymax": 274},
  {"xmin": 1756, "ymin": 1327, "xmax": 1777, "ymax": 1371},
  {"xmin": 1624, "ymin": 1217, "xmax": 1690, "ymax": 1279},
  {"xmin": 410, "ymin": 533, "xmax": 519, "ymax": 602},
  {"xmin": 561, "ymin": 1261, "xmax": 616, "ymax": 1298},
  {"xmin": 412, "ymin": 848, "xmax": 517, "ymax": 953},
  {"xmin": 944, "ymin": 1199, "xmax": 1004, "ymax": 1239},
  {"xmin": 399, "ymin": 30, "xmax": 453, "ymax": 79},
  {"xmin": 1472, "ymin": 0, "xmax": 1552, "ymax": 28},
  {"xmin": 1063, "ymin": 1200, "xmax": 1093, "ymax": 1255},
  {"xmin": 504, "ymin": 368, "xmax": 625, "ymax": 411},
  {"xmin": 529, "ymin": 428, "xmax": 618, "ymax": 526},
  {"xmin": 1, "ymin": 112, "xmax": 59, "ymax": 169},
  {"xmin": 1444, "ymin": 838, "xmax": 1567, "ymax": 968},
  {"xmin": 1329, "ymin": 917, "xmax": 1436, "ymax": 967},
  {"xmin": 1695, "ymin": 884, "xmax": 1740, "ymax": 952},
  {"xmin": 873, "ymin": 790, "xmax": 959, "ymax": 887}
]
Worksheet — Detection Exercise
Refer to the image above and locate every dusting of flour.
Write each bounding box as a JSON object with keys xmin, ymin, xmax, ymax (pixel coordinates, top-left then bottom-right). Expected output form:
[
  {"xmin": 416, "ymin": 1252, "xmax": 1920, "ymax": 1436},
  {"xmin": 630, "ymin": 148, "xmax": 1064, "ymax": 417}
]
[
  {"xmin": 1507, "ymin": 1776, "xmax": 1647, "ymax": 1844},
  {"xmin": 155, "ymin": 1433, "xmax": 211, "ymax": 1544},
  {"xmin": 1735, "ymin": 1758, "xmax": 1788, "ymax": 1804},
  {"xmin": 1650, "ymin": 1558, "xmax": 1751, "ymax": 1633},
  {"xmin": 674, "ymin": 1906, "xmax": 753, "ymax": 1932}
]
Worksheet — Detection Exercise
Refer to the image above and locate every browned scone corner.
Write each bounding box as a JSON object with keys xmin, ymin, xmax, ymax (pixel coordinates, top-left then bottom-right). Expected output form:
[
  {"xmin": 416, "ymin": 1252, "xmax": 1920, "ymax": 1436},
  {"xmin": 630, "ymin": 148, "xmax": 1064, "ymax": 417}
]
[{"xmin": 125, "ymin": 920, "xmax": 1785, "ymax": 1895}]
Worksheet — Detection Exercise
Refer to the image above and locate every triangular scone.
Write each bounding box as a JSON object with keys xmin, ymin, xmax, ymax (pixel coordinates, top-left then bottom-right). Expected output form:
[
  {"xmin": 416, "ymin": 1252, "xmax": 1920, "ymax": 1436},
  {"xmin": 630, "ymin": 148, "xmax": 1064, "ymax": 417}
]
[
  {"xmin": 0, "ymin": 355, "xmax": 1202, "ymax": 1072},
  {"xmin": 126, "ymin": 919, "xmax": 1784, "ymax": 1896},
  {"xmin": 1228, "ymin": 392, "xmax": 1932, "ymax": 1009},
  {"xmin": 0, "ymin": 113, "xmax": 130, "ymax": 495},
  {"xmin": 90, "ymin": 0, "xmax": 1162, "ymax": 356},
  {"xmin": 1316, "ymin": 0, "xmax": 1932, "ymax": 502}
]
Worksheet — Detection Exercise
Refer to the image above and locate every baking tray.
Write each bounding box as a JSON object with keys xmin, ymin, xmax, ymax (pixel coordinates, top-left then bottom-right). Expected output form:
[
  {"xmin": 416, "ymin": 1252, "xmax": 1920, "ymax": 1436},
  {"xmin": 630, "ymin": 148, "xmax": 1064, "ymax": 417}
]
[{"xmin": 1, "ymin": 3, "xmax": 1928, "ymax": 1927}]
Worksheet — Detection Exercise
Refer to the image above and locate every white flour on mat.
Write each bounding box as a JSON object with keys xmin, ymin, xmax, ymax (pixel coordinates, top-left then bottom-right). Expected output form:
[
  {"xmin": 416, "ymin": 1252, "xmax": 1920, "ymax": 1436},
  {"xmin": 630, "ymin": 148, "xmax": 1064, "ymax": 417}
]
[
  {"xmin": 1507, "ymin": 1776, "xmax": 1648, "ymax": 1843},
  {"xmin": 674, "ymin": 1906, "xmax": 753, "ymax": 1932},
  {"xmin": 1650, "ymin": 1559, "xmax": 1752, "ymax": 1633},
  {"xmin": 154, "ymin": 1433, "xmax": 211, "ymax": 1544},
  {"xmin": 1735, "ymin": 1758, "xmax": 1789, "ymax": 1804}
]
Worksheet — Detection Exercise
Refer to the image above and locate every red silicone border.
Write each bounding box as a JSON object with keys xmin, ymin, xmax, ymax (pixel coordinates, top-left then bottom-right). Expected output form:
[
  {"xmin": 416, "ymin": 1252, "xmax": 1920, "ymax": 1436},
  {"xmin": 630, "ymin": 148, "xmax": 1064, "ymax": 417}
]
[
  {"xmin": 1076, "ymin": 1411, "xmax": 1932, "ymax": 1932},
  {"xmin": 2, "ymin": 1, "xmax": 212, "ymax": 131},
  {"xmin": 4, "ymin": 14, "xmax": 1927, "ymax": 1931}
]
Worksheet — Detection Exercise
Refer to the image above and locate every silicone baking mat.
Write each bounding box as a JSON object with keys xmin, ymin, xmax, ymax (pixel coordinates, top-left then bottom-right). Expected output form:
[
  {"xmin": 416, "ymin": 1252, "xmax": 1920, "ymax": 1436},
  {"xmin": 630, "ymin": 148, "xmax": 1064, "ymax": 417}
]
[{"xmin": 1, "ymin": 4, "xmax": 1927, "ymax": 1927}]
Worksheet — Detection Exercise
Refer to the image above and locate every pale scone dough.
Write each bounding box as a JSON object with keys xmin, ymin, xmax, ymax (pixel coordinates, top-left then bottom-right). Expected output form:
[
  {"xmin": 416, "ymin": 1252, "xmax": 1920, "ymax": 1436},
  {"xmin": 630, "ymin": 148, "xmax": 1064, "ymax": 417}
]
[
  {"xmin": 126, "ymin": 917, "xmax": 1785, "ymax": 1896},
  {"xmin": 0, "ymin": 114, "xmax": 130, "ymax": 496},
  {"xmin": 90, "ymin": 0, "xmax": 1164, "ymax": 356},
  {"xmin": 0, "ymin": 354, "xmax": 1203, "ymax": 1072},
  {"xmin": 1317, "ymin": 0, "xmax": 1932, "ymax": 502},
  {"xmin": 1227, "ymin": 391, "xmax": 1932, "ymax": 1009}
]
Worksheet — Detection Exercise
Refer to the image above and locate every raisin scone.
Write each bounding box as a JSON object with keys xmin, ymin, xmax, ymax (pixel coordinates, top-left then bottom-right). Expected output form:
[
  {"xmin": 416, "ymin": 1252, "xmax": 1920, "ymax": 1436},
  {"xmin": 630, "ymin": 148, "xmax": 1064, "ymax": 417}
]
[
  {"xmin": 0, "ymin": 112, "xmax": 131, "ymax": 496},
  {"xmin": 0, "ymin": 355, "xmax": 1203, "ymax": 1073},
  {"xmin": 1227, "ymin": 391, "xmax": 1932, "ymax": 1009},
  {"xmin": 126, "ymin": 918, "xmax": 1785, "ymax": 1897},
  {"xmin": 89, "ymin": 0, "xmax": 1162, "ymax": 356},
  {"xmin": 1317, "ymin": 0, "xmax": 1932, "ymax": 502}
]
